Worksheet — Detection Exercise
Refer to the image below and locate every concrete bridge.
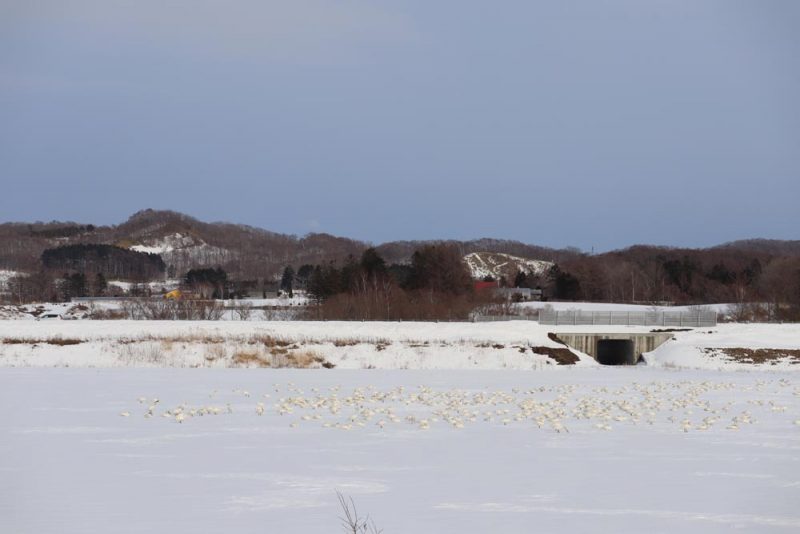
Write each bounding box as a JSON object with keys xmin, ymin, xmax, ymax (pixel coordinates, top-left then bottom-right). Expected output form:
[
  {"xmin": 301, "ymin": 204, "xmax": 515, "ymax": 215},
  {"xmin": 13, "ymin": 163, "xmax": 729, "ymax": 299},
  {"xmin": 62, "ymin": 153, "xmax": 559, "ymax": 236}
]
[{"xmin": 553, "ymin": 332, "xmax": 675, "ymax": 364}]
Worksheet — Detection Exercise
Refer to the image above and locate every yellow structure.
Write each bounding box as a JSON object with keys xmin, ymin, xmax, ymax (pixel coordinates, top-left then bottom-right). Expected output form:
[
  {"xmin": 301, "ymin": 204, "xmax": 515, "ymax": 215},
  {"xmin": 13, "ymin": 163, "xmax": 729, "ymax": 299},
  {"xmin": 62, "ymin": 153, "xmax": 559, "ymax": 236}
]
[{"xmin": 164, "ymin": 289, "xmax": 182, "ymax": 300}]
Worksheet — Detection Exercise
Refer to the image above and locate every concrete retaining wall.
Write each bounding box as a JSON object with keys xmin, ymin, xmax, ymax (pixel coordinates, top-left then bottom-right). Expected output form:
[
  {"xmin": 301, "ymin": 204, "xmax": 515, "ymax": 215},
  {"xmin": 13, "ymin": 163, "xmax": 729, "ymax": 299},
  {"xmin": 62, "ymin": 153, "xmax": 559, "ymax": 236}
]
[{"xmin": 554, "ymin": 332, "xmax": 674, "ymax": 361}]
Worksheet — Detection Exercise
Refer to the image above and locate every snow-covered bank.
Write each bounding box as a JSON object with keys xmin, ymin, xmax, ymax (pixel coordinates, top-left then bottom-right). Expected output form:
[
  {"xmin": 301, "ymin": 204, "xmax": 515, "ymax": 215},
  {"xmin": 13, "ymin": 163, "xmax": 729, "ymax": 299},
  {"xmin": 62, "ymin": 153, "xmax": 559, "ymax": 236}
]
[
  {"xmin": 0, "ymin": 320, "xmax": 799, "ymax": 370},
  {"xmin": 1, "ymin": 368, "xmax": 798, "ymax": 534},
  {"xmin": 0, "ymin": 320, "xmax": 580, "ymax": 369}
]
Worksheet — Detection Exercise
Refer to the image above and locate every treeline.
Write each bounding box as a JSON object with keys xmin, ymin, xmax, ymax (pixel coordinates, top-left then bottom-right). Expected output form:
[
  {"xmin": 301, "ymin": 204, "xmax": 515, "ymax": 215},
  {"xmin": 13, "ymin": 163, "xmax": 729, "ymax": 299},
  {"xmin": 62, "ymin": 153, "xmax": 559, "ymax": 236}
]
[
  {"xmin": 300, "ymin": 245, "xmax": 488, "ymax": 321},
  {"xmin": 537, "ymin": 247, "xmax": 800, "ymax": 321},
  {"xmin": 4, "ymin": 271, "xmax": 109, "ymax": 303},
  {"xmin": 41, "ymin": 244, "xmax": 165, "ymax": 280}
]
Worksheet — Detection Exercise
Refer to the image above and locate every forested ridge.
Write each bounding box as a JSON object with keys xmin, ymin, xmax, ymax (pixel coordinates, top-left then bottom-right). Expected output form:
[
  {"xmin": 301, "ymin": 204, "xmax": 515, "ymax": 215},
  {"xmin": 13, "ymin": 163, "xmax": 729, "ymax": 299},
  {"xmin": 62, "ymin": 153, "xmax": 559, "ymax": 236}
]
[{"xmin": 0, "ymin": 209, "xmax": 798, "ymax": 316}]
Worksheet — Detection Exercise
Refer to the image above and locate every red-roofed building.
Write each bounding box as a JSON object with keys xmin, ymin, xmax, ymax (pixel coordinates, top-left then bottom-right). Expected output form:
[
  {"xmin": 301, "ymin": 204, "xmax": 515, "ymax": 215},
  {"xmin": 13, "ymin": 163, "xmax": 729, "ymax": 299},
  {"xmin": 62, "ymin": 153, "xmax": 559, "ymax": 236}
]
[{"xmin": 474, "ymin": 280, "xmax": 500, "ymax": 292}]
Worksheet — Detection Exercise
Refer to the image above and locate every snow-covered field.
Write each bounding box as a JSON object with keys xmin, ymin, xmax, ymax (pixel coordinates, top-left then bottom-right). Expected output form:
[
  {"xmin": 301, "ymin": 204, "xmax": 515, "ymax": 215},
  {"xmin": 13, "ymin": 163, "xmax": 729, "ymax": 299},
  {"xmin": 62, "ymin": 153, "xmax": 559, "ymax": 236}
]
[
  {"xmin": 1, "ymin": 320, "xmax": 799, "ymax": 371},
  {"xmin": 2, "ymin": 320, "xmax": 799, "ymax": 533},
  {"xmin": 1, "ymin": 367, "xmax": 799, "ymax": 533}
]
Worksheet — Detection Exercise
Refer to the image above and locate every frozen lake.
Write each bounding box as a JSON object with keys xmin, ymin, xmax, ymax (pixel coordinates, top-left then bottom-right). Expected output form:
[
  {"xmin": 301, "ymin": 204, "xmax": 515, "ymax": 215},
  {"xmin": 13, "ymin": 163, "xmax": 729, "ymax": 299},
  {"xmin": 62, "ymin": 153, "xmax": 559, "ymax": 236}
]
[{"xmin": 2, "ymin": 367, "xmax": 799, "ymax": 533}]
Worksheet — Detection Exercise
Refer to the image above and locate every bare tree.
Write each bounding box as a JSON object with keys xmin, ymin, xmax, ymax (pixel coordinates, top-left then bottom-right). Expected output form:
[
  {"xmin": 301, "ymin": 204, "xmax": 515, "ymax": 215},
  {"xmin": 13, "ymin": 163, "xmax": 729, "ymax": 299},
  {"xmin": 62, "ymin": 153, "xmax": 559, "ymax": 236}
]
[
  {"xmin": 232, "ymin": 301, "xmax": 253, "ymax": 321},
  {"xmin": 336, "ymin": 491, "xmax": 383, "ymax": 534}
]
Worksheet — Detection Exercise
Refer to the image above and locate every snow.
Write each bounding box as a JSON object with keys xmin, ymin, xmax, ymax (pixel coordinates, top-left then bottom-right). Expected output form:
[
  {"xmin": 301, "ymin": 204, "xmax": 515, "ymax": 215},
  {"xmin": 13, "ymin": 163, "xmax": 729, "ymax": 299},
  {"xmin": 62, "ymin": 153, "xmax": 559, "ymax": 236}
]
[
  {"xmin": 0, "ymin": 302, "xmax": 90, "ymax": 320},
  {"xmin": 129, "ymin": 233, "xmax": 231, "ymax": 266},
  {"xmin": 645, "ymin": 324, "xmax": 800, "ymax": 370},
  {"xmin": 0, "ymin": 320, "xmax": 580, "ymax": 369},
  {"xmin": 1, "ymin": 320, "xmax": 798, "ymax": 371},
  {"xmin": 229, "ymin": 295, "xmax": 310, "ymax": 307},
  {"xmin": 107, "ymin": 279, "xmax": 181, "ymax": 292},
  {"xmin": 130, "ymin": 232, "xmax": 194, "ymax": 255},
  {"xmin": 1, "ymin": 367, "xmax": 799, "ymax": 533},
  {"xmin": 0, "ymin": 269, "xmax": 23, "ymax": 293}
]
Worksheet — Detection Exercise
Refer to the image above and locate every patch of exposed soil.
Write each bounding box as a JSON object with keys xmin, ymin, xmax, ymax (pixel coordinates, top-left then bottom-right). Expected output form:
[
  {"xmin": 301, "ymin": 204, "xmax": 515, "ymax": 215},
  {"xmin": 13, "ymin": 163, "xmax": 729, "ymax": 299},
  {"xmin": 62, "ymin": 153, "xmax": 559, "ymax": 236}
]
[
  {"xmin": 1, "ymin": 337, "xmax": 82, "ymax": 346},
  {"xmin": 703, "ymin": 347, "xmax": 800, "ymax": 365},
  {"xmin": 531, "ymin": 346, "xmax": 579, "ymax": 365}
]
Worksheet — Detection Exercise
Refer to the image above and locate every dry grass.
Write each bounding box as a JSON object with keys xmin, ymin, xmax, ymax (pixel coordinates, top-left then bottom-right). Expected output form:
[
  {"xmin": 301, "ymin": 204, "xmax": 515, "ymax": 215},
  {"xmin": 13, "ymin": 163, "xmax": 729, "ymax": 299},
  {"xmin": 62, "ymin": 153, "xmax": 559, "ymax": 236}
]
[
  {"xmin": 232, "ymin": 347, "xmax": 332, "ymax": 369},
  {"xmin": 269, "ymin": 349, "xmax": 331, "ymax": 368},
  {"xmin": 119, "ymin": 342, "xmax": 165, "ymax": 365},
  {"xmin": 232, "ymin": 350, "xmax": 269, "ymax": 367},
  {"xmin": 287, "ymin": 350, "xmax": 327, "ymax": 368},
  {"xmin": 118, "ymin": 334, "xmax": 227, "ymax": 345},
  {"xmin": 205, "ymin": 344, "xmax": 228, "ymax": 362},
  {"xmin": 249, "ymin": 334, "xmax": 295, "ymax": 348}
]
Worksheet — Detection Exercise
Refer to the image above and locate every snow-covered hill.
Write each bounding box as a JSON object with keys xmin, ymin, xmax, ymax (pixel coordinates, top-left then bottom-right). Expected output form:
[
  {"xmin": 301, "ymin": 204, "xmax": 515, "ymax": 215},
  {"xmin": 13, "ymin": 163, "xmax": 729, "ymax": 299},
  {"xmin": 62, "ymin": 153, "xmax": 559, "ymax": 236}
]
[
  {"xmin": 464, "ymin": 252, "xmax": 553, "ymax": 280},
  {"xmin": 129, "ymin": 232, "xmax": 233, "ymax": 271}
]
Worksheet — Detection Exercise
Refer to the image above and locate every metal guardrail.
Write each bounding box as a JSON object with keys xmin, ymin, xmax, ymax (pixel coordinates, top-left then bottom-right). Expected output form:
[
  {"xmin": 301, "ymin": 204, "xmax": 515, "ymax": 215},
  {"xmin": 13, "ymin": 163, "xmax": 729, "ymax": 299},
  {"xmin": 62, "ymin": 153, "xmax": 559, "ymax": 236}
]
[
  {"xmin": 539, "ymin": 309, "xmax": 717, "ymax": 327},
  {"xmin": 473, "ymin": 315, "xmax": 537, "ymax": 322}
]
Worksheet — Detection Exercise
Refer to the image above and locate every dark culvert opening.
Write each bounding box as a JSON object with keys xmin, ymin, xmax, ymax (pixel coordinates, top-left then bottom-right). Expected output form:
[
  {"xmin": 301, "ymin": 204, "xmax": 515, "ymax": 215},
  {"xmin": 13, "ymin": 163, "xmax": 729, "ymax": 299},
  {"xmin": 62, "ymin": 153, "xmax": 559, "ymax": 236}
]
[{"xmin": 596, "ymin": 339, "xmax": 637, "ymax": 365}]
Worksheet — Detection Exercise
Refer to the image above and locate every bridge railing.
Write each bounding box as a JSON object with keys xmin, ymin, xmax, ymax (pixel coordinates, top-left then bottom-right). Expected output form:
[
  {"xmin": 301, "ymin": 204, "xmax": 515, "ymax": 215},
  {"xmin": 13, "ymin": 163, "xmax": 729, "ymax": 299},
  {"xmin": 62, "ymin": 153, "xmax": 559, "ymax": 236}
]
[{"xmin": 539, "ymin": 309, "xmax": 717, "ymax": 327}]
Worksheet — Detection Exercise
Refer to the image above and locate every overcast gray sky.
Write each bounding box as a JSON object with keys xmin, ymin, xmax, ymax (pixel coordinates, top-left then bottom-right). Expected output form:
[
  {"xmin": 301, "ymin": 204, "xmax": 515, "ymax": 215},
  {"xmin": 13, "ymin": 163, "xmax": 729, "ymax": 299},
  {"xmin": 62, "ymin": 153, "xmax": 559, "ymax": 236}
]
[{"xmin": 1, "ymin": 1, "xmax": 798, "ymax": 251}]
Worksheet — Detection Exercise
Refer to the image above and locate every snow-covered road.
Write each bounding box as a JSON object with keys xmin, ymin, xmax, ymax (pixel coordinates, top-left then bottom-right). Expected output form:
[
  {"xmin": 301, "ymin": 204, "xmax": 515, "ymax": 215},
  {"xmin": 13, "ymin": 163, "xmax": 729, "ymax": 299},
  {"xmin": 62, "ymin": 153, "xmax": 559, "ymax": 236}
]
[{"xmin": 2, "ymin": 368, "xmax": 799, "ymax": 533}]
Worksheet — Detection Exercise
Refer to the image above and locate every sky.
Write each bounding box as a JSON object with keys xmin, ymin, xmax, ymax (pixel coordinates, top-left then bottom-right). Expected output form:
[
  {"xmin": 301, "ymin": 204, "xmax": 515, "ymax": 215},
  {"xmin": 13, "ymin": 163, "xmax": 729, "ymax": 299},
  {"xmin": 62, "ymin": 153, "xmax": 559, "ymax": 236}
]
[{"xmin": 1, "ymin": 1, "xmax": 798, "ymax": 252}]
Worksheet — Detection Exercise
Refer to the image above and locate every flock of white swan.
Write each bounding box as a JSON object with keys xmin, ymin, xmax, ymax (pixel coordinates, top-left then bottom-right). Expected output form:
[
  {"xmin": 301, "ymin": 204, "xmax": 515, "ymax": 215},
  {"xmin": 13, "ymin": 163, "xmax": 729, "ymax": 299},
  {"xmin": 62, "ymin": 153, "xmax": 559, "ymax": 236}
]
[{"xmin": 120, "ymin": 377, "xmax": 800, "ymax": 434}]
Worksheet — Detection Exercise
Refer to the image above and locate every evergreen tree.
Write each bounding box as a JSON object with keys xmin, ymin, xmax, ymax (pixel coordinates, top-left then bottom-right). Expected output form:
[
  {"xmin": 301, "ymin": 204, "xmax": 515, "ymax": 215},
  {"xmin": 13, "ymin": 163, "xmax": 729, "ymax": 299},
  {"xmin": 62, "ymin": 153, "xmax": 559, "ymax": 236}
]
[
  {"xmin": 360, "ymin": 248, "xmax": 387, "ymax": 278},
  {"xmin": 94, "ymin": 273, "xmax": 107, "ymax": 296},
  {"xmin": 307, "ymin": 262, "xmax": 342, "ymax": 302},
  {"xmin": 339, "ymin": 255, "xmax": 360, "ymax": 293},
  {"xmin": 61, "ymin": 272, "xmax": 87, "ymax": 301},
  {"xmin": 281, "ymin": 266, "xmax": 295, "ymax": 297},
  {"xmin": 296, "ymin": 264, "xmax": 314, "ymax": 288}
]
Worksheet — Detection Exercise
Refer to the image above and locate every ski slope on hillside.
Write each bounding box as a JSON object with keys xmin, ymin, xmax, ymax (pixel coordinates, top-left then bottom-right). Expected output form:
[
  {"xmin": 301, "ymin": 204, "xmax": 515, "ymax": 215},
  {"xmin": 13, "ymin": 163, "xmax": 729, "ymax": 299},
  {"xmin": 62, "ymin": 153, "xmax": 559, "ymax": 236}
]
[{"xmin": 464, "ymin": 252, "xmax": 553, "ymax": 280}]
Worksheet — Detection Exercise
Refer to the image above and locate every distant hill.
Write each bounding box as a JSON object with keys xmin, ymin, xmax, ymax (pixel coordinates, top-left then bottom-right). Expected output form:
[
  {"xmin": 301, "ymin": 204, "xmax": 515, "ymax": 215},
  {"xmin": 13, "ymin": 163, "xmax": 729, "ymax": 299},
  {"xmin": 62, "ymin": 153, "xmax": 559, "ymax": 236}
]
[
  {"xmin": 1, "ymin": 209, "xmax": 798, "ymax": 307},
  {"xmin": 0, "ymin": 209, "xmax": 565, "ymax": 280},
  {"xmin": 0, "ymin": 209, "xmax": 364, "ymax": 279},
  {"xmin": 712, "ymin": 239, "xmax": 800, "ymax": 257},
  {"xmin": 376, "ymin": 238, "xmax": 574, "ymax": 265}
]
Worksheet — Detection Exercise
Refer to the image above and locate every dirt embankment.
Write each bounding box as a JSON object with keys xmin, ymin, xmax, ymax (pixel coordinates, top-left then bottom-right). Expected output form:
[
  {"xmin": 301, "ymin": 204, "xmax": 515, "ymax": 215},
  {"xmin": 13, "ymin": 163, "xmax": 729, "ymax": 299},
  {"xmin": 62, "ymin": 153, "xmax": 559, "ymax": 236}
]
[{"xmin": 703, "ymin": 348, "xmax": 800, "ymax": 365}]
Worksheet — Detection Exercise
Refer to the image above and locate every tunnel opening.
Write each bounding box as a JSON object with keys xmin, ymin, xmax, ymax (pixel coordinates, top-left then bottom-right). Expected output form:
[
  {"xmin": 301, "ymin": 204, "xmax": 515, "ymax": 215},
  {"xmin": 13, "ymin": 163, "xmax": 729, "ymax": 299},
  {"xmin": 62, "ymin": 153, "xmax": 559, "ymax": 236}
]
[{"xmin": 596, "ymin": 339, "xmax": 636, "ymax": 365}]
